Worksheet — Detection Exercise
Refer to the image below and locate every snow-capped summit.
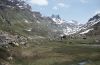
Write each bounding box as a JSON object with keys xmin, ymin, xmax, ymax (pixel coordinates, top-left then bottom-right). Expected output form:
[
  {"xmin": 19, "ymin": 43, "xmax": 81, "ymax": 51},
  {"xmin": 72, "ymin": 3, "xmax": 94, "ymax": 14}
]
[
  {"xmin": 84, "ymin": 13, "xmax": 100, "ymax": 28},
  {"xmin": 51, "ymin": 14, "xmax": 65, "ymax": 24},
  {"xmin": 79, "ymin": 13, "xmax": 100, "ymax": 35},
  {"xmin": 51, "ymin": 14, "xmax": 61, "ymax": 19},
  {"xmin": 52, "ymin": 18, "xmax": 65, "ymax": 24},
  {"xmin": 51, "ymin": 14, "xmax": 82, "ymax": 35}
]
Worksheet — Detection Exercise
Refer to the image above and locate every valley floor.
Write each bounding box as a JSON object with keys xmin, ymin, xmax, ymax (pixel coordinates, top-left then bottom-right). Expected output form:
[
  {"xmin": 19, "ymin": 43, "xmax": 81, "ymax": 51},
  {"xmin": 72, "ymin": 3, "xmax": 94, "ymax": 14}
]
[{"xmin": 0, "ymin": 40, "xmax": 100, "ymax": 65}]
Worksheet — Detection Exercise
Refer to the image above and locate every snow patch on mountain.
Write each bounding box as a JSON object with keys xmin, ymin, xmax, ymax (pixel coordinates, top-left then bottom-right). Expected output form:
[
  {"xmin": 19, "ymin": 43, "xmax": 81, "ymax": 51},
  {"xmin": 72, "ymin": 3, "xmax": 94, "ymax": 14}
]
[
  {"xmin": 52, "ymin": 18, "xmax": 65, "ymax": 24},
  {"xmin": 83, "ymin": 13, "xmax": 100, "ymax": 28},
  {"xmin": 63, "ymin": 26, "xmax": 82, "ymax": 35},
  {"xmin": 51, "ymin": 14, "xmax": 65, "ymax": 24},
  {"xmin": 51, "ymin": 14, "xmax": 83, "ymax": 35},
  {"xmin": 80, "ymin": 28, "xmax": 94, "ymax": 34}
]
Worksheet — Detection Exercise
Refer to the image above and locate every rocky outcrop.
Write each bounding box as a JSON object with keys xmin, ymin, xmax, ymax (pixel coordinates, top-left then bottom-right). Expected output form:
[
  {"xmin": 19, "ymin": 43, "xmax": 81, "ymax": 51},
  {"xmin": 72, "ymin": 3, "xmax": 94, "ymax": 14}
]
[{"xmin": 0, "ymin": 31, "xmax": 28, "ymax": 47}]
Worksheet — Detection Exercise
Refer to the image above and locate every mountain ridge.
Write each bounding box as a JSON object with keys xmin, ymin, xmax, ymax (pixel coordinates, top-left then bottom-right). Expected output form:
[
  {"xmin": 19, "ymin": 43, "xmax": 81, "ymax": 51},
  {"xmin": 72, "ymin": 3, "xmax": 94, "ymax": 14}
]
[{"xmin": 0, "ymin": 0, "xmax": 100, "ymax": 40}]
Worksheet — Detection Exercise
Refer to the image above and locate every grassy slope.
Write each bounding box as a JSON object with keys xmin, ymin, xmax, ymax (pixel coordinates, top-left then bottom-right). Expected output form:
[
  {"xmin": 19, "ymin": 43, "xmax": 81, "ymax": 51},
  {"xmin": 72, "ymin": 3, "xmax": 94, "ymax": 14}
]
[
  {"xmin": 0, "ymin": 8, "xmax": 51, "ymax": 37},
  {"xmin": 0, "ymin": 7, "xmax": 32, "ymax": 35}
]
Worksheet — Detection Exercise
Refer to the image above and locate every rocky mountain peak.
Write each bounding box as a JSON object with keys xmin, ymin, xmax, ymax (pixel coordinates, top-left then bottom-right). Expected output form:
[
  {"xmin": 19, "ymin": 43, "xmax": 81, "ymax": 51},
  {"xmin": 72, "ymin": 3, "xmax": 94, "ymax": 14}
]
[
  {"xmin": 79, "ymin": 13, "xmax": 100, "ymax": 35},
  {"xmin": 51, "ymin": 14, "xmax": 65, "ymax": 24},
  {"xmin": 88, "ymin": 13, "xmax": 100, "ymax": 22},
  {"xmin": 82, "ymin": 13, "xmax": 100, "ymax": 29},
  {"xmin": 51, "ymin": 14, "xmax": 61, "ymax": 20}
]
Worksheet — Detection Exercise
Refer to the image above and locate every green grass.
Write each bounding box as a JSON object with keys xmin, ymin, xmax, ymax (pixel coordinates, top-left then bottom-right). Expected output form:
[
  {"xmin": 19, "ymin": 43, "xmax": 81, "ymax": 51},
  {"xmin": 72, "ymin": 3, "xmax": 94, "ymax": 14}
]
[
  {"xmin": 1, "ymin": 40, "xmax": 98, "ymax": 65},
  {"xmin": 0, "ymin": 36, "xmax": 100, "ymax": 65}
]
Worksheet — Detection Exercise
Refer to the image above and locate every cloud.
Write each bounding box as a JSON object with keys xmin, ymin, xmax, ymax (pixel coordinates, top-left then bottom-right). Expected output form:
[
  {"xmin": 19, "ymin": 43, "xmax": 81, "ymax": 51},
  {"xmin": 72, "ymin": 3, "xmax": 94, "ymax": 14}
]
[
  {"xmin": 58, "ymin": 3, "xmax": 66, "ymax": 7},
  {"xmin": 52, "ymin": 3, "xmax": 70, "ymax": 10},
  {"xmin": 28, "ymin": 0, "xmax": 48, "ymax": 6},
  {"xmin": 58, "ymin": 3, "xmax": 70, "ymax": 8},
  {"xmin": 80, "ymin": 0, "xmax": 88, "ymax": 3}
]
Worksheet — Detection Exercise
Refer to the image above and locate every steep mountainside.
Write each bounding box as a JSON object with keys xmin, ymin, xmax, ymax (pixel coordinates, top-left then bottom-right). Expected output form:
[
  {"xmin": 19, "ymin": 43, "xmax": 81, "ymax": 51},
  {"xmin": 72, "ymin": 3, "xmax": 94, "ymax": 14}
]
[
  {"xmin": 0, "ymin": 0, "xmax": 83, "ymax": 40},
  {"xmin": 0, "ymin": 0, "xmax": 100, "ymax": 41},
  {"xmin": 51, "ymin": 15, "xmax": 82, "ymax": 35},
  {"xmin": 0, "ymin": 0, "xmax": 54, "ymax": 38},
  {"xmin": 79, "ymin": 13, "xmax": 100, "ymax": 35}
]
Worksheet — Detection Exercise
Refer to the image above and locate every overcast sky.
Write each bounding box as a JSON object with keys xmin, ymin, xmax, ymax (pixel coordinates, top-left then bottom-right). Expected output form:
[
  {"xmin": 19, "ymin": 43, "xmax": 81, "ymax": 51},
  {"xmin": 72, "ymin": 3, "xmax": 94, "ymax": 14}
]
[{"xmin": 26, "ymin": 0, "xmax": 100, "ymax": 24}]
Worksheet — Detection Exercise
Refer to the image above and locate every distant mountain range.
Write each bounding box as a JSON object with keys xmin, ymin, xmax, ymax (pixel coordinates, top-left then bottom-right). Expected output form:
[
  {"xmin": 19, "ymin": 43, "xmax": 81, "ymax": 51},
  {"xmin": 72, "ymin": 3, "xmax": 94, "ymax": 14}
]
[
  {"xmin": 0, "ymin": 0, "xmax": 100, "ymax": 40},
  {"xmin": 51, "ymin": 14, "xmax": 83, "ymax": 35},
  {"xmin": 51, "ymin": 13, "xmax": 100, "ymax": 36}
]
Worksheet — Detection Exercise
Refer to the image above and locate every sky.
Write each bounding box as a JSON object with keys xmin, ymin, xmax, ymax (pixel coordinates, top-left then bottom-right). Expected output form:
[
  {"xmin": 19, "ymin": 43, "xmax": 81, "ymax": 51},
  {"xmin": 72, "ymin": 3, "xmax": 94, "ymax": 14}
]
[{"xmin": 26, "ymin": 0, "xmax": 100, "ymax": 24}]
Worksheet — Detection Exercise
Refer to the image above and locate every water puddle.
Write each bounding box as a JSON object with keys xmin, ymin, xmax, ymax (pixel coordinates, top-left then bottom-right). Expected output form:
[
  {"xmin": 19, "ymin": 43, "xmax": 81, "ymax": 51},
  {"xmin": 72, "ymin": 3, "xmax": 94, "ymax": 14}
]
[{"xmin": 78, "ymin": 61, "xmax": 89, "ymax": 65}]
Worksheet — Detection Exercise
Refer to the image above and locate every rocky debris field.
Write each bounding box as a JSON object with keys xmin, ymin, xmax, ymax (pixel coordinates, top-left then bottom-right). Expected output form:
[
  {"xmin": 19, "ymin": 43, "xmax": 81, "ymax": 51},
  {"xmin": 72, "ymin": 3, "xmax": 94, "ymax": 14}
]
[{"xmin": 0, "ymin": 31, "xmax": 28, "ymax": 47}]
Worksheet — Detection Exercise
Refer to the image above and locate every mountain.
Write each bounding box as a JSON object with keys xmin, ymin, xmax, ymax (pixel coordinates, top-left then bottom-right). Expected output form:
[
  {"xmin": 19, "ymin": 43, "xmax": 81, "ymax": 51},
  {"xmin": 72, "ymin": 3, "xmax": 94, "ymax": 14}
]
[
  {"xmin": 83, "ymin": 13, "xmax": 100, "ymax": 29},
  {"xmin": 0, "ymin": 0, "xmax": 63, "ymax": 40},
  {"xmin": 51, "ymin": 15, "xmax": 82, "ymax": 35},
  {"xmin": 51, "ymin": 14, "xmax": 65, "ymax": 24},
  {"xmin": 0, "ymin": 1, "xmax": 100, "ymax": 65},
  {"xmin": 0, "ymin": 0, "xmax": 100, "ymax": 41},
  {"xmin": 79, "ymin": 13, "xmax": 100, "ymax": 36},
  {"xmin": 0, "ymin": 0, "xmax": 53, "ymax": 37}
]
